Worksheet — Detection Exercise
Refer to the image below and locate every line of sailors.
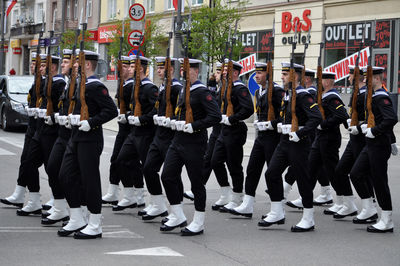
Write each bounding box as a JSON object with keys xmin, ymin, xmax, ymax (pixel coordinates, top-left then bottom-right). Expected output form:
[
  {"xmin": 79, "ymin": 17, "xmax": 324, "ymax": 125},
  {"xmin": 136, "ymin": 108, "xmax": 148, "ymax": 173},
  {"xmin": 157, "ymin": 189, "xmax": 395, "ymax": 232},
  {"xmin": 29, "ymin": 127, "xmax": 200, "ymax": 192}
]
[{"xmin": 1, "ymin": 49, "xmax": 398, "ymax": 239}]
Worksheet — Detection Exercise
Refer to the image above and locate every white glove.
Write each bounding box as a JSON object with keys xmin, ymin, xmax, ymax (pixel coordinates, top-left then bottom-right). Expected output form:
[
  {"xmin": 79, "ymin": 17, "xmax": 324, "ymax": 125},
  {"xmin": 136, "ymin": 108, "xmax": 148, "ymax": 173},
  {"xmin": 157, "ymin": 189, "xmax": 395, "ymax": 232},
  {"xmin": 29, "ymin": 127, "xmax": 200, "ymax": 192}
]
[
  {"xmin": 347, "ymin": 119, "xmax": 351, "ymax": 128},
  {"xmin": 44, "ymin": 115, "xmax": 54, "ymax": 126},
  {"xmin": 54, "ymin": 113, "xmax": 59, "ymax": 124},
  {"xmin": 223, "ymin": 116, "xmax": 231, "ymax": 126},
  {"xmin": 133, "ymin": 116, "xmax": 141, "ymax": 126},
  {"xmin": 348, "ymin": 126, "xmax": 359, "ymax": 135},
  {"xmin": 220, "ymin": 114, "xmax": 227, "ymax": 124},
  {"xmin": 128, "ymin": 115, "xmax": 135, "ymax": 125},
  {"xmin": 65, "ymin": 116, "xmax": 71, "ymax": 129},
  {"xmin": 361, "ymin": 124, "xmax": 368, "ymax": 134},
  {"xmin": 265, "ymin": 121, "xmax": 274, "ymax": 130},
  {"xmin": 365, "ymin": 128, "xmax": 375, "ymax": 138},
  {"xmin": 33, "ymin": 108, "xmax": 39, "ymax": 119},
  {"xmin": 183, "ymin": 123, "xmax": 194, "ymax": 133},
  {"xmin": 170, "ymin": 119, "xmax": 176, "ymax": 130},
  {"xmin": 153, "ymin": 114, "xmax": 158, "ymax": 125},
  {"xmin": 317, "ymin": 124, "xmax": 322, "ymax": 130},
  {"xmin": 157, "ymin": 116, "xmax": 166, "ymax": 126},
  {"xmin": 257, "ymin": 122, "xmax": 267, "ymax": 131},
  {"xmin": 163, "ymin": 117, "xmax": 171, "ymax": 128},
  {"xmin": 253, "ymin": 119, "xmax": 259, "ymax": 128},
  {"xmin": 289, "ymin": 132, "xmax": 300, "ymax": 142},
  {"xmin": 391, "ymin": 143, "xmax": 398, "ymax": 156},
  {"xmin": 175, "ymin": 121, "xmax": 185, "ymax": 131},
  {"xmin": 277, "ymin": 122, "xmax": 283, "ymax": 133},
  {"xmin": 117, "ymin": 114, "xmax": 127, "ymax": 124},
  {"xmin": 78, "ymin": 120, "xmax": 91, "ymax": 132}
]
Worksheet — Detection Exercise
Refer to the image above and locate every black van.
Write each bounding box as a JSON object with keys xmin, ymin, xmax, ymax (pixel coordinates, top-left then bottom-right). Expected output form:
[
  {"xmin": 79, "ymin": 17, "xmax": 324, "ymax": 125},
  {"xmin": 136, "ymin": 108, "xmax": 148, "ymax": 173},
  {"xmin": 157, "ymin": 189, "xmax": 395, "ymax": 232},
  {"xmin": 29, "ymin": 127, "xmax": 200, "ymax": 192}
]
[{"xmin": 0, "ymin": 75, "xmax": 34, "ymax": 131}]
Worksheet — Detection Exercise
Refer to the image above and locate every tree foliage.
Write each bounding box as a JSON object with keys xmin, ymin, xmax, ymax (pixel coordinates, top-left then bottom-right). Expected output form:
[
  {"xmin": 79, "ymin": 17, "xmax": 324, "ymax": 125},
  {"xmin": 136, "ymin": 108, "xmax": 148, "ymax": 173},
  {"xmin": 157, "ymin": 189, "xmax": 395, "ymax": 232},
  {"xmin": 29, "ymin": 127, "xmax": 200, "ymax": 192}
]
[
  {"xmin": 60, "ymin": 30, "xmax": 95, "ymax": 53},
  {"xmin": 188, "ymin": 0, "xmax": 246, "ymax": 66}
]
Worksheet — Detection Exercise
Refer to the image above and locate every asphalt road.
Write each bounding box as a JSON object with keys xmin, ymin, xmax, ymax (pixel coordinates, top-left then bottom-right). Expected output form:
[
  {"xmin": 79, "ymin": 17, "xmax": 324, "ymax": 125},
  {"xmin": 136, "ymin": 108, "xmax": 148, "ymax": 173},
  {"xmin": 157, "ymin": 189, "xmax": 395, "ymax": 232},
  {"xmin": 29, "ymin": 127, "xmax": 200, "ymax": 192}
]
[{"xmin": 0, "ymin": 125, "xmax": 399, "ymax": 266}]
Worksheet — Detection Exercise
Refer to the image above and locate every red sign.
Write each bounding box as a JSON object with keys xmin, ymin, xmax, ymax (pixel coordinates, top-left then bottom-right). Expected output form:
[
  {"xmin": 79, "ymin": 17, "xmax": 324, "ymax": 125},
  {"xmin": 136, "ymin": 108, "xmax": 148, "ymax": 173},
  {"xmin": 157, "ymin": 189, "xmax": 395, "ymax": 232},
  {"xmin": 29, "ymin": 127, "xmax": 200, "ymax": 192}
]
[
  {"xmin": 127, "ymin": 30, "xmax": 144, "ymax": 48},
  {"xmin": 88, "ymin": 30, "xmax": 98, "ymax": 41},
  {"xmin": 98, "ymin": 25, "xmax": 118, "ymax": 43},
  {"xmin": 12, "ymin": 47, "xmax": 21, "ymax": 54},
  {"xmin": 129, "ymin": 3, "xmax": 145, "ymax": 21},
  {"xmin": 375, "ymin": 54, "xmax": 388, "ymax": 87},
  {"xmin": 282, "ymin": 9, "xmax": 312, "ymax": 33},
  {"xmin": 239, "ymin": 53, "xmax": 256, "ymax": 77}
]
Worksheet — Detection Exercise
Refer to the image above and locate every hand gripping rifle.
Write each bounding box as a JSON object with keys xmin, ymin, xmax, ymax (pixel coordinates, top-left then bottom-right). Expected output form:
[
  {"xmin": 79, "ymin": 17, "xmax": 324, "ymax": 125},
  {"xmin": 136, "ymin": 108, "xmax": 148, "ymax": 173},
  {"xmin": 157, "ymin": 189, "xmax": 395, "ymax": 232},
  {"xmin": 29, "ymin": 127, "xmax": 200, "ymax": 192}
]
[
  {"xmin": 266, "ymin": 20, "xmax": 275, "ymax": 121},
  {"xmin": 350, "ymin": 22, "xmax": 366, "ymax": 126},
  {"xmin": 225, "ymin": 19, "xmax": 238, "ymax": 117},
  {"xmin": 316, "ymin": 28, "xmax": 326, "ymax": 120},
  {"xmin": 164, "ymin": 13, "xmax": 174, "ymax": 119},
  {"xmin": 366, "ymin": 20, "xmax": 376, "ymax": 128},
  {"xmin": 183, "ymin": 12, "xmax": 194, "ymax": 124},
  {"xmin": 220, "ymin": 27, "xmax": 231, "ymax": 113},
  {"xmin": 79, "ymin": 0, "xmax": 89, "ymax": 121},
  {"xmin": 117, "ymin": 17, "xmax": 126, "ymax": 115},
  {"xmin": 45, "ymin": 9, "xmax": 57, "ymax": 116},
  {"xmin": 67, "ymin": 10, "xmax": 82, "ymax": 115},
  {"xmin": 35, "ymin": 15, "xmax": 45, "ymax": 108},
  {"xmin": 290, "ymin": 24, "xmax": 299, "ymax": 132}
]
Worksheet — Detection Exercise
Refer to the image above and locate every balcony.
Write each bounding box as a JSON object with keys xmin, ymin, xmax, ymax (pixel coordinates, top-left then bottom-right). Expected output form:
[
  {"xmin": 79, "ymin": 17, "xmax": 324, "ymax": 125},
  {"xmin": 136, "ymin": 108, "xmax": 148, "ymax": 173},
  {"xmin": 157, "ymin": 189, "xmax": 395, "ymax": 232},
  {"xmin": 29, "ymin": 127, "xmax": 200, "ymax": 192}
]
[{"xmin": 10, "ymin": 23, "xmax": 46, "ymax": 37}]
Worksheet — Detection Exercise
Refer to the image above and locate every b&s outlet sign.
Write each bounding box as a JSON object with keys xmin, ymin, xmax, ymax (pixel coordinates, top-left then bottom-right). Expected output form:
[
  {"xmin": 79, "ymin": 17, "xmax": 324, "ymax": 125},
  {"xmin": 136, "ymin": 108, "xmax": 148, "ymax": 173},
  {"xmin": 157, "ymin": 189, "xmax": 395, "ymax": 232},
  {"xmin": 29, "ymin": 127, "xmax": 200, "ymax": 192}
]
[{"xmin": 281, "ymin": 9, "xmax": 312, "ymax": 45}]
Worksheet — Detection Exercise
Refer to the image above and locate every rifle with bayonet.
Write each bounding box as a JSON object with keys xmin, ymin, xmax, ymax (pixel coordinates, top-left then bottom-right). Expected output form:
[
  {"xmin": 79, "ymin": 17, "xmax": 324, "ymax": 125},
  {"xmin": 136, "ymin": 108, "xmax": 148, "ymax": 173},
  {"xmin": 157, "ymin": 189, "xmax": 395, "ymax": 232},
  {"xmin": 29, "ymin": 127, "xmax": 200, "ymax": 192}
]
[
  {"xmin": 266, "ymin": 19, "xmax": 275, "ymax": 121},
  {"xmin": 132, "ymin": 33, "xmax": 144, "ymax": 117},
  {"xmin": 35, "ymin": 15, "xmax": 45, "ymax": 108},
  {"xmin": 79, "ymin": 0, "xmax": 89, "ymax": 121},
  {"xmin": 183, "ymin": 11, "xmax": 194, "ymax": 124},
  {"xmin": 316, "ymin": 28, "xmax": 325, "ymax": 120},
  {"xmin": 164, "ymin": 12, "xmax": 174, "ymax": 119},
  {"xmin": 225, "ymin": 19, "xmax": 239, "ymax": 117},
  {"xmin": 45, "ymin": 9, "xmax": 57, "ymax": 116},
  {"xmin": 290, "ymin": 24, "xmax": 299, "ymax": 132},
  {"xmin": 366, "ymin": 20, "xmax": 376, "ymax": 128},
  {"xmin": 350, "ymin": 21, "xmax": 366, "ymax": 127},
  {"xmin": 117, "ymin": 17, "xmax": 126, "ymax": 115},
  {"xmin": 220, "ymin": 27, "xmax": 231, "ymax": 113}
]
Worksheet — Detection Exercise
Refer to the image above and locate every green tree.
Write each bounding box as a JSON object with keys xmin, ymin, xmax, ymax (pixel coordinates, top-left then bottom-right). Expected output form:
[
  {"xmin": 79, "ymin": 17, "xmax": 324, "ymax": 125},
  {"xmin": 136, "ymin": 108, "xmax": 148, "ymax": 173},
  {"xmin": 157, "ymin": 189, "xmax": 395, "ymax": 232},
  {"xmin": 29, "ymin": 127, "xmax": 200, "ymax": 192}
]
[
  {"xmin": 188, "ymin": 0, "xmax": 246, "ymax": 66},
  {"xmin": 60, "ymin": 30, "xmax": 95, "ymax": 52}
]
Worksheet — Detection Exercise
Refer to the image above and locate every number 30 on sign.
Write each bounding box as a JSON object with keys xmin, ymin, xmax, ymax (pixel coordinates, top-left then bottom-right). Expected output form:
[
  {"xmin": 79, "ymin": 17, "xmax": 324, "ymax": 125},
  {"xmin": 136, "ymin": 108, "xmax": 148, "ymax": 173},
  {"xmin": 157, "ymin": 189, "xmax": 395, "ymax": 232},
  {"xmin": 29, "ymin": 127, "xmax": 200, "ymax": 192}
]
[{"xmin": 129, "ymin": 3, "xmax": 145, "ymax": 21}]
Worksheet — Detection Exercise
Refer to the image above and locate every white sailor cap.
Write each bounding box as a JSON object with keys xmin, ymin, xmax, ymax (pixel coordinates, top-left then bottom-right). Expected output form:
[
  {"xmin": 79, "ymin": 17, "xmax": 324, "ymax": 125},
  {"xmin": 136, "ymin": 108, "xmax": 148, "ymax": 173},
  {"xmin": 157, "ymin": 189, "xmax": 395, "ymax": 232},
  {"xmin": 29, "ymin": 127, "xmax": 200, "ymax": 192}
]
[
  {"xmin": 62, "ymin": 49, "xmax": 73, "ymax": 59},
  {"xmin": 224, "ymin": 58, "xmax": 243, "ymax": 71},
  {"xmin": 322, "ymin": 71, "xmax": 336, "ymax": 79},
  {"xmin": 31, "ymin": 52, "xmax": 38, "ymax": 61},
  {"xmin": 215, "ymin": 62, "xmax": 222, "ymax": 71},
  {"xmin": 305, "ymin": 68, "xmax": 316, "ymax": 77},
  {"xmin": 75, "ymin": 50, "xmax": 100, "ymax": 61},
  {"xmin": 155, "ymin": 56, "xmax": 178, "ymax": 66},
  {"xmin": 255, "ymin": 62, "xmax": 267, "ymax": 71},
  {"xmin": 130, "ymin": 55, "xmax": 151, "ymax": 65},
  {"xmin": 281, "ymin": 62, "xmax": 304, "ymax": 73},
  {"xmin": 39, "ymin": 54, "xmax": 47, "ymax": 61},
  {"xmin": 120, "ymin": 56, "xmax": 131, "ymax": 64},
  {"xmin": 178, "ymin": 58, "xmax": 202, "ymax": 68},
  {"xmin": 361, "ymin": 66, "xmax": 385, "ymax": 76}
]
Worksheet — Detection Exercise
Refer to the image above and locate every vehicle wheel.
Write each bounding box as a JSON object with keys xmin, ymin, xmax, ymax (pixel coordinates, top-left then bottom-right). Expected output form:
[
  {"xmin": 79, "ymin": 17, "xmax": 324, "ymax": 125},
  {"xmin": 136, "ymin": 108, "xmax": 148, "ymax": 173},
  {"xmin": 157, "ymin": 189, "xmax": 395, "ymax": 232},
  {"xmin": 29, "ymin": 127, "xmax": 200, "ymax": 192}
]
[{"xmin": 1, "ymin": 108, "xmax": 9, "ymax": 131}]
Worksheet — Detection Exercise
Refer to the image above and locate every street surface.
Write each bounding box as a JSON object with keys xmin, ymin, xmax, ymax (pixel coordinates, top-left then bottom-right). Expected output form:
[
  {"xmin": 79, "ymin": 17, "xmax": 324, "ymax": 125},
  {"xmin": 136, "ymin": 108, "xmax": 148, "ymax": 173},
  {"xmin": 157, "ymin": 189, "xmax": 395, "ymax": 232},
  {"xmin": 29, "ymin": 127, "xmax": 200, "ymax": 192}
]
[{"xmin": 0, "ymin": 122, "xmax": 399, "ymax": 266}]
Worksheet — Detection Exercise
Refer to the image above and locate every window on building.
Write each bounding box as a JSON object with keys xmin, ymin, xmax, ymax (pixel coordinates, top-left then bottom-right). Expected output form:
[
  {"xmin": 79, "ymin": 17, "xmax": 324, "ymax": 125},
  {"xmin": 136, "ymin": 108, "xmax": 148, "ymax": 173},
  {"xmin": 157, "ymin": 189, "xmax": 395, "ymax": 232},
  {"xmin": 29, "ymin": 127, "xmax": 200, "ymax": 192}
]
[
  {"xmin": 166, "ymin": 0, "xmax": 174, "ymax": 10},
  {"xmin": 192, "ymin": 0, "xmax": 203, "ymax": 5},
  {"xmin": 74, "ymin": 0, "xmax": 78, "ymax": 20},
  {"xmin": 88, "ymin": 0, "xmax": 93, "ymax": 17},
  {"xmin": 146, "ymin": 0, "xmax": 155, "ymax": 13},
  {"xmin": 37, "ymin": 3, "xmax": 44, "ymax": 23},
  {"xmin": 66, "ymin": 0, "xmax": 70, "ymax": 19},
  {"xmin": 12, "ymin": 9, "xmax": 19, "ymax": 26},
  {"xmin": 108, "ymin": 0, "xmax": 117, "ymax": 20}
]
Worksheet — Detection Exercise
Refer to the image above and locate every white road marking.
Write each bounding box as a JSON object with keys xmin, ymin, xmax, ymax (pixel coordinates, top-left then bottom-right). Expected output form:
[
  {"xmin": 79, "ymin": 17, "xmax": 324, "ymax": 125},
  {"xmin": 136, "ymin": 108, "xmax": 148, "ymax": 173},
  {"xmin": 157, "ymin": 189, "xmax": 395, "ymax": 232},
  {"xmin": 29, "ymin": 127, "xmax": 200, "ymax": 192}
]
[
  {"xmin": 102, "ymin": 230, "xmax": 143, "ymax": 239},
  {"xmin": 0, "ymin": 147, "xmax": 15, "ymax": 155},
  {"xmin": 106, "ymin": 247, "xmax": 184, "ymax": 257},
  {"xmin": 0, "ymin": 137, "xmax": 24, "ymax": 149}
]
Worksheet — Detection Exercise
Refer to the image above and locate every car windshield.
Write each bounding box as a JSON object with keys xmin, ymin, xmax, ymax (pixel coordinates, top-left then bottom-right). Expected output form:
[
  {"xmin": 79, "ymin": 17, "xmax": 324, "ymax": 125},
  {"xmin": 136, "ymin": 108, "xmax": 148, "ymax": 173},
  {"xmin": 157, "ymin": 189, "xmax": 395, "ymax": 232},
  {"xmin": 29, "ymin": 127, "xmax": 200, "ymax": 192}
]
[{"xmin": 8, "ymin": 76, "xmax": 34, "ymax": 94}]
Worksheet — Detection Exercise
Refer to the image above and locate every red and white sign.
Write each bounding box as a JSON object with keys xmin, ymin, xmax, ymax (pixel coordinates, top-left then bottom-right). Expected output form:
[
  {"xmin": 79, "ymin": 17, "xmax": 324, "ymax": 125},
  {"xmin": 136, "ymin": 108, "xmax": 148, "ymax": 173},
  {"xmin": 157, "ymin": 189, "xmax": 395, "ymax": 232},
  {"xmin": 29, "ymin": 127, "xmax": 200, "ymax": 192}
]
[
  {"xmin": 98, "ymin": 25, "xmax": 118, "ymax": 43},
  {"xmin": 282, "ymin": 9, "xmax": 312, "ymax": 33},
  {"xmin": 323, "ymin": 47, "xmax": 370, "ymax": 82},
  {"xmin": 129, "ymin": 3, "xmax": 145, "ymax": 21},
  {"xmin": 239, "ymin": 53, "xmax": 256, "ymax": 77},
  {"xmin": 127, "ymin": 30, "xmax": 144, "ymax": 48},
  {"xmin": 12, "ymin": 47, "xmax": 21, "ymax": 54}
]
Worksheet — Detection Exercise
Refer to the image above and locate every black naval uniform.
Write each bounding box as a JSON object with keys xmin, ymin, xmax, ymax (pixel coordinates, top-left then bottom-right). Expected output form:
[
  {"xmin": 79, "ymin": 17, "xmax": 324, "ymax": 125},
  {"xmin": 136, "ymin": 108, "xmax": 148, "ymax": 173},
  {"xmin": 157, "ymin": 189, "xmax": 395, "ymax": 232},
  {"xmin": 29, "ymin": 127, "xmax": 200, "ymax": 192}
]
[
  {"xmin": 46, "ymin": 78, "xmax": 73, "ymax": 200},
  {"xmin": 116, "ymin": 78, "xmax": 158, "ymax": 189},
  {"xmin": 265, "ymin": 86, "xmax": 322, "ymax": 208},
  {"xmin": 350, "ymin": 88, "xmax": 397, "ymax": 211},
  {"xmin": 108, "ymin": 78, "xmax": 133, "ymax": 186},
  {"xmin": 161, "ymin": 80, "xmax": 221, "ymax": 211},
  {"xmin": 211, "ymin": 80, "xmax": 253, "ymax": 194},
  {"xmin": 143, "ymin": 78, "xmax": 182, "ymax": 195},
  {"xmin": 25, "ymin": 75, "xmax": 65, "ymax": 193},
  {"xmin": 244, "ymin": 82, "xmax": 284, "ymax": 196},
  {"xmin": 60, "ymin": 76, "xmax": 117, "ymax": 214},
  {"xmin": 308, "ymin": 88, "xmax": 349, "ymax": 192}
]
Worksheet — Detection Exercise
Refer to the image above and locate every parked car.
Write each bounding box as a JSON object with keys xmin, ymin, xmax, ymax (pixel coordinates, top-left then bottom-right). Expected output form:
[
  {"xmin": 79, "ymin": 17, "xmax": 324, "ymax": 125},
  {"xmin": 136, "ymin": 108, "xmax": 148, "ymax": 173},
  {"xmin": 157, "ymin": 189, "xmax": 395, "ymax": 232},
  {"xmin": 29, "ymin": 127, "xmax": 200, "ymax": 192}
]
[{"xmin": 0, "ymin": 75, "xmax": 34, "ymax": 131}]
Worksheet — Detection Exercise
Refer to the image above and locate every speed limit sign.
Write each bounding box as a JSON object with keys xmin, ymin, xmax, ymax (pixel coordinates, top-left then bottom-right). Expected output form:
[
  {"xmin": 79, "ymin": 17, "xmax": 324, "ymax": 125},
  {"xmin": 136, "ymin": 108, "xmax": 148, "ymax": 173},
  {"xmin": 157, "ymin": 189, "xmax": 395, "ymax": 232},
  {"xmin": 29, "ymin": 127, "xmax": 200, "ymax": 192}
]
[{"xmin": 129, "ymin": 3, "xmax": 145, "ymax": 21}]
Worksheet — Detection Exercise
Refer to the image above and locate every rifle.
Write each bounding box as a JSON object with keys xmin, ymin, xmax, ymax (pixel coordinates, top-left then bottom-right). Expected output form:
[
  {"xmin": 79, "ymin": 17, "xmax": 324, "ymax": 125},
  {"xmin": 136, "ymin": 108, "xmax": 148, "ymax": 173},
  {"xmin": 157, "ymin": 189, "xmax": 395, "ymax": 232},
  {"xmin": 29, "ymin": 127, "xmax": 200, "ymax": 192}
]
[
  {"xmin": 316, "ymin": 30, "xmax": 325, "ymax": 120},
  {"xmin": 220, "ymin": 27, "xmax": 231, "ymax": 113},
  {"xmin": 45, "ymin": 9, "xmax": 57, "ymax": 116},
  {"xmin": 266, "ymin": 19, "xmax": 275, "ymax": 121},
  {"xmin": 132, "ymin": 34, "xmax": 144, "ymax": 117},
  {"xmin": 300, "ymin": 28, "xmax": 311, "ymax": 87},
  {"xmin": 164, "ymin": 13, "xmax": 174, "ymax": 119},
  {"xmin": 225, "ymin": 19, "xmax": 239, "ymax": 117},
  {"xmin": 117, "ymin": 17, "xmax": 126, "ymax": 115},
  {"xmin": 290, "ymin": 23, "xmax": 298, "ymax": 132},
  {"xmin": 35, "ymin": 15, "xmax": 45, "ymax": 108},
  {"xmin": 79, "ymin": 0, "xmax": 89, "ymax": 121},
  {"xmin": 350, "ymin": 21, "xmax": 366, "ymax": 126},
  {"xmin": 183, "ymin": 11, "xmax": 194, "ymax": 124},
  {"xmin": 67, "ymin": 9, "xmax": 82, "ymax": 115},
  {"xmin": 366, "ymin": 20, "xmax": 376, "ymax": 128}
]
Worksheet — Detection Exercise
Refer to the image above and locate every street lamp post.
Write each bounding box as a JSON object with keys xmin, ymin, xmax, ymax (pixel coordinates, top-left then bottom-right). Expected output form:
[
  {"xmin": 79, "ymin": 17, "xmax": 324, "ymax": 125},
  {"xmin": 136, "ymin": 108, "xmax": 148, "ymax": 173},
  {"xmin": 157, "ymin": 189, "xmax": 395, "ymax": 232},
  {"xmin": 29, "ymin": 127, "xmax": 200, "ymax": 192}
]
[{"xmin": 0, "ymin": 0, "xmax": 6, "ymax": 75}]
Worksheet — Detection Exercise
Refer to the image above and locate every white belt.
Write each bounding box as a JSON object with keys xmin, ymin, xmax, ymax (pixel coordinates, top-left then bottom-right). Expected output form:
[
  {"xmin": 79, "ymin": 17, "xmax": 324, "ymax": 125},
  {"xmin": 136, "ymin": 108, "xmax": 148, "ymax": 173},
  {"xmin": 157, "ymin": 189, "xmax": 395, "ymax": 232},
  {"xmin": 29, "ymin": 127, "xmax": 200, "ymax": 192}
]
[
  {"xmin": 281, "ymin": 124, "xmax": 304, "ymax": 135},
  {"xmin": 26, "ymin": 107, "xmax": 36, "ymax": 117}
]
